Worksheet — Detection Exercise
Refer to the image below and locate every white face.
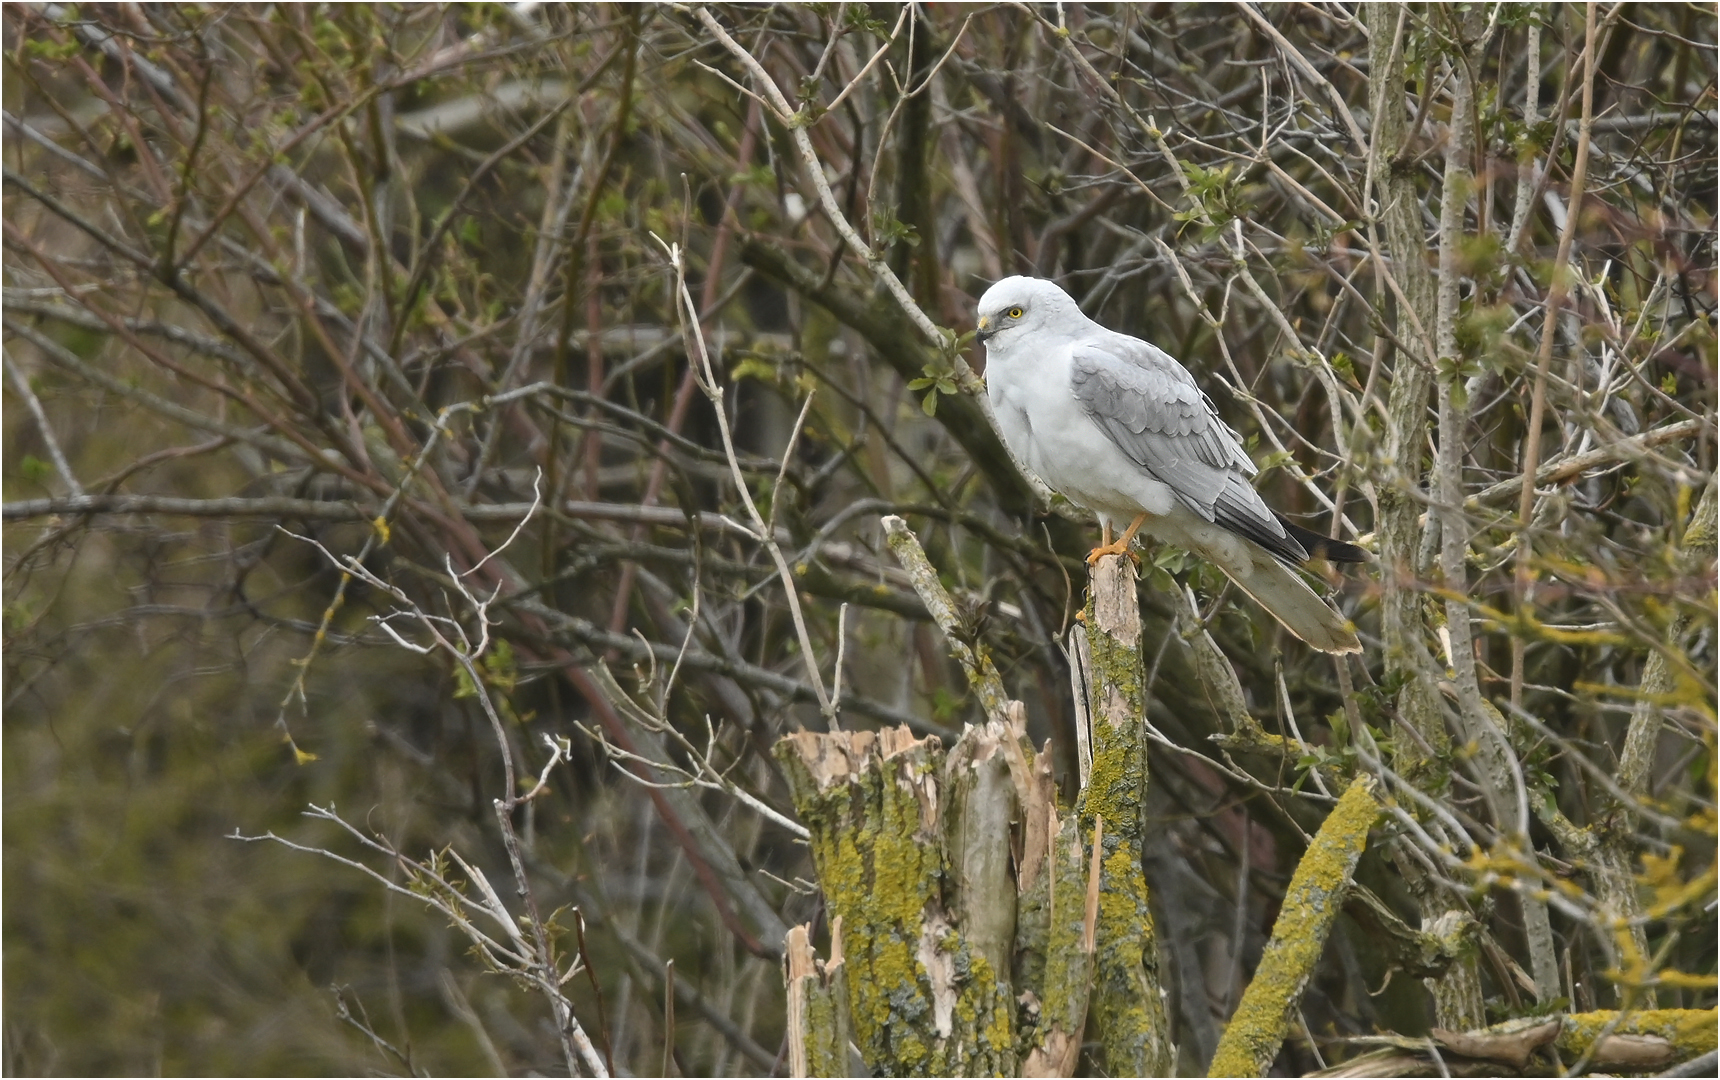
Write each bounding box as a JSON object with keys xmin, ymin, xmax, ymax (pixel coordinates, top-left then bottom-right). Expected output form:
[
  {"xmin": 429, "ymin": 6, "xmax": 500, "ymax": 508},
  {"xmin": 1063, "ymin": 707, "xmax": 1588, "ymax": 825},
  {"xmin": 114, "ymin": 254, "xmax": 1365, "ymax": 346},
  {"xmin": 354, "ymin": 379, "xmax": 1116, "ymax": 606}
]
[
  {"xmin": 975, "ymin": 295, "xmax": 1031, "ymax": 344},
  {"xmin": 975, "ymin": 276, "xmax": 1074, "ymax": 346}
]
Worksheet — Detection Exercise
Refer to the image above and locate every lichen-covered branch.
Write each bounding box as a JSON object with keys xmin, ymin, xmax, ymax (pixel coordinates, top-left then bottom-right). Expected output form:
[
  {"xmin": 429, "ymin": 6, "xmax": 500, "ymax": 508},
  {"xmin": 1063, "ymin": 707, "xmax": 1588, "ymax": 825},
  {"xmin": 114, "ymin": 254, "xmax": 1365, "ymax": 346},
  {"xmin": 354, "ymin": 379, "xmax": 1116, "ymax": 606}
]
[
  {"xmin": 1557, "ymin": 1009, "xmax": 1719, "ymax": 1067},
  {"xmin": 882, "ymin": 514, "xmax": 1012, "ymax": 724},
  {"xmin": 1208, "ymin": 775, "xmax": 1381, "ymax": 1078},
  {"xmin": 1313, "ymin": 1008, "xmax": 1718, "ymax": 1077}
]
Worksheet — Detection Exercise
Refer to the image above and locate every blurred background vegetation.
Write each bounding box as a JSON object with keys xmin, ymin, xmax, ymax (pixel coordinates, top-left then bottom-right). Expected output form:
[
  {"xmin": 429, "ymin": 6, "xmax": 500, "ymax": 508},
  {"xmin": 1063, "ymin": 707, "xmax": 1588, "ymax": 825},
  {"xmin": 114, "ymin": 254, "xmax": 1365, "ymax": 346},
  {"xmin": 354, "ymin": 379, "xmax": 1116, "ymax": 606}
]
[{"xmin": 4, "ymin": 3, "xmax": 1714, "ymax": 1076}]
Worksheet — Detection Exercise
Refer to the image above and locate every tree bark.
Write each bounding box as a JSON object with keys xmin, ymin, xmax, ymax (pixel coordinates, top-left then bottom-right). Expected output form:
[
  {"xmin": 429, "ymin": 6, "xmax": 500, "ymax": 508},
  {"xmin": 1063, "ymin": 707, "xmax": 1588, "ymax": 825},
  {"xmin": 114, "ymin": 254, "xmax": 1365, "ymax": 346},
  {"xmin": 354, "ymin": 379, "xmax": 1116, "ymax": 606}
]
[
  {"xmin": 775, "ymin": 532, "xmax": 1170, "ymax": 1077},
  {"xmin": 776, "ymin": 726, "xmax": 1019, "ymax": 1076},
  {"xmin": 1070, "ymin": 555, "xmax": 1176, "ymax": 1076}
]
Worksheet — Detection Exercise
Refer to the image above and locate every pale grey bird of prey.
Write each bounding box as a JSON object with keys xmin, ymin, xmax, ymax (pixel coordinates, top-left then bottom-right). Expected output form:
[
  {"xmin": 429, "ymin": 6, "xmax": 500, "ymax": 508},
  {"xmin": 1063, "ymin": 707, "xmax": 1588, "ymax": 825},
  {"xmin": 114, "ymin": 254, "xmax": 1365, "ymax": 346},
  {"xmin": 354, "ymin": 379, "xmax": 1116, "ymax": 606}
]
[{"xmin": 975, "ymin": 276, "xmax": 1365, "ymax": 654}]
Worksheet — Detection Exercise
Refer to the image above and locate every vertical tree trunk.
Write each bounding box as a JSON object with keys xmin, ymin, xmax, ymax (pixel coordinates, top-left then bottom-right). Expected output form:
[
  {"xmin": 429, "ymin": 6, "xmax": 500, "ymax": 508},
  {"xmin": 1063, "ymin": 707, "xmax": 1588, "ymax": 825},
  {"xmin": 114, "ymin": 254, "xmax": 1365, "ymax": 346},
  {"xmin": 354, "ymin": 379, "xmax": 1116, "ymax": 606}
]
[
  {"xmin": 1069, "ymin": 555, "xmax": 1177, "ymax": 1076},
  {"xmin": 1363, "ymin": 1, "xmax": 1488, "ymax": 1030}
]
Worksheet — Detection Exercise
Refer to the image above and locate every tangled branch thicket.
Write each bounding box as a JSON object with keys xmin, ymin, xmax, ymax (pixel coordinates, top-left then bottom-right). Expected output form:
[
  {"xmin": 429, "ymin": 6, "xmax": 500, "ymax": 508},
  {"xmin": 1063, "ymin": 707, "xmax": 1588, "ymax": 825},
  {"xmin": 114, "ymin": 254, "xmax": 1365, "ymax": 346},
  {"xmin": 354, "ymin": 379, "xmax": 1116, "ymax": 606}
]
[{"xmin": 4, "ymin": 3, "xmax": 1714, "ymax": 1076}]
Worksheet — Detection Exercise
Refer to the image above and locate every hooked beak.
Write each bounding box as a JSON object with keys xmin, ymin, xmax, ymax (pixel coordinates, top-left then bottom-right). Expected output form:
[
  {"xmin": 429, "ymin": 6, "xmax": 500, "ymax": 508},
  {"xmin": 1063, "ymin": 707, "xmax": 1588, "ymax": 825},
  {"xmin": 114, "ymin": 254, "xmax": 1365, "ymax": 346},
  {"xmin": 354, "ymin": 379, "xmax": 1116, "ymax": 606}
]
[{"xmin": 975, "ymin": 315, "xmax": 996, "ymax": 344}]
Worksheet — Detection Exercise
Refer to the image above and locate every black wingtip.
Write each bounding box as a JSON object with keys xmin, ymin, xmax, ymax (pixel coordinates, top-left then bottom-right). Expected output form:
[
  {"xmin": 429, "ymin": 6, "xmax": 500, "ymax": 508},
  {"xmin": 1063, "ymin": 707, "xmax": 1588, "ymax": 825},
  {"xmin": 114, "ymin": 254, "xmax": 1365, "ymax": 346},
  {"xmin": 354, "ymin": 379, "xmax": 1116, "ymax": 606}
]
[{"xmin": 1278, "ymin": 518, "xmax": 1371, "ymax": 563}]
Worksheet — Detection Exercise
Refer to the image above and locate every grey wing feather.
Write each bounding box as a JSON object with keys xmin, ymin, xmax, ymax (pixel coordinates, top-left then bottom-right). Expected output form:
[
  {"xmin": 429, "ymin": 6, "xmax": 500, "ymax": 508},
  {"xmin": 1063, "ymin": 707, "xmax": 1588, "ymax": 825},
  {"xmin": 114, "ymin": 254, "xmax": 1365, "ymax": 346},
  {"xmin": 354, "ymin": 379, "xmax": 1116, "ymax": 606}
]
[{"xmin": 1069, "ymin": 339, "xmax": 1308, "ymax": 564}]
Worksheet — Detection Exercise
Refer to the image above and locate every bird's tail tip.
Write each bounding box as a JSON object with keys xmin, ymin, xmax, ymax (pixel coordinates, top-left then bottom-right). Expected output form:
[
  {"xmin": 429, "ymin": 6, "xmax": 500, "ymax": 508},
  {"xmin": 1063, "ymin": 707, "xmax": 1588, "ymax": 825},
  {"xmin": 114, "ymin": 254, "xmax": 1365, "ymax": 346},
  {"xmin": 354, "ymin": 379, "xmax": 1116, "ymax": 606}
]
[{"xmin": 1287, "ymin": 616, "xmax": 1363, "ymax": 654}]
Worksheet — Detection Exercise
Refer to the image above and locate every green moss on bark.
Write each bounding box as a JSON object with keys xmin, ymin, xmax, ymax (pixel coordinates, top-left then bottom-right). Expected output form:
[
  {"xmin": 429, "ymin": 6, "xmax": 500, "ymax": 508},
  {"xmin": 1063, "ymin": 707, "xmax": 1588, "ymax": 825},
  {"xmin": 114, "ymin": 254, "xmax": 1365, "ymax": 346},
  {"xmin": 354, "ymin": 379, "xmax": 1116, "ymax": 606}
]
[
  {"xmin": 1074, "ymin": 558, "xmax": 1175, "ymax": 1076},
  {"xmin": 1014, "ymin": 815, "xmax": 1092, "ymax": 1075},
  {"xmin": 775, "ymin": 731, "xmax": 1018, "ymax": 1076}
]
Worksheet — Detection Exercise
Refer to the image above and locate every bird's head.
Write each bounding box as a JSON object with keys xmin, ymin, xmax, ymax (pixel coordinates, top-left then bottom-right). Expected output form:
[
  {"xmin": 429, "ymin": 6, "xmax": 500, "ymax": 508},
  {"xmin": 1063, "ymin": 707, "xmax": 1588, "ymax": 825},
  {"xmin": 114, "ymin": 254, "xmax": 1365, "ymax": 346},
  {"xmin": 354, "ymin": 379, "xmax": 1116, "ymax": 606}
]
[{"xmin": 974, "ymin": 276, "xmax": 1082, "ymax": 347}]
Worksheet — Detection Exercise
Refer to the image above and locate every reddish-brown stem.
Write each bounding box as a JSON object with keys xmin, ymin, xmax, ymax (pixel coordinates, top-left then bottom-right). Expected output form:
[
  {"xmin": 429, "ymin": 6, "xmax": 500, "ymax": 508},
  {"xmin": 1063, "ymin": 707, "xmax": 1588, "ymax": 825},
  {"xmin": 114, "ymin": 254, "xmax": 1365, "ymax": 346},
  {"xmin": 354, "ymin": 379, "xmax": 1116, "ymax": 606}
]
[{"xmin": 585, "ymin": 228, "xmax": 605, "ymax": 500}]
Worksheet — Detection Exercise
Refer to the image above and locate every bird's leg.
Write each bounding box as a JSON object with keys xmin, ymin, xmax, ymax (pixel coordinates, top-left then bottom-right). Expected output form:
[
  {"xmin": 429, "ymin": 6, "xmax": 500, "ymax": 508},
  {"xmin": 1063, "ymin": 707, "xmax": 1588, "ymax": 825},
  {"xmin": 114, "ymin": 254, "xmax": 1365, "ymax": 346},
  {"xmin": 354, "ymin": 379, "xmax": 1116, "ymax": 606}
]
[
  {"xmin": 1086, "ymin": 512, "xmax": 1150, "ymax": 564},
  {"xmin": 1114, "ymin": 512, "xmax": 1149, "ymax": 549}
]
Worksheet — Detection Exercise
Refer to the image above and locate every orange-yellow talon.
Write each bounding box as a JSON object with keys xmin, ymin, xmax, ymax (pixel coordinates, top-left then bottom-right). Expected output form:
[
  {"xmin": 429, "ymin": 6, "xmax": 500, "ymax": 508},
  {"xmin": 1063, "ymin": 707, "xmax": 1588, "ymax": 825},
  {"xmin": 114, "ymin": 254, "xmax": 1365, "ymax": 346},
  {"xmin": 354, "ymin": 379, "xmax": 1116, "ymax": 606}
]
[
  {"xmin": 1085, "ymin": 541, "xmax": 1130, "ymax": 565},
  {"xmin": 1086, "ymin": 512, "xmax": 1151, "ymax": 565}
]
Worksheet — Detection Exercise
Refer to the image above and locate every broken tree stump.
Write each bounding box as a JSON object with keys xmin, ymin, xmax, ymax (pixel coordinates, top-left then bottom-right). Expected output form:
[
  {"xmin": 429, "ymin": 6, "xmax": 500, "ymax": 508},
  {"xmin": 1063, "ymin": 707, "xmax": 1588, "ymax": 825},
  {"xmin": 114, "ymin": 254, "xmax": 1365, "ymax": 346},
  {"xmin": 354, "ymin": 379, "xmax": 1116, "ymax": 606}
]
[{"xmin": 774, "ymin": 524, "xmax": 1169, "ymax": 1077}]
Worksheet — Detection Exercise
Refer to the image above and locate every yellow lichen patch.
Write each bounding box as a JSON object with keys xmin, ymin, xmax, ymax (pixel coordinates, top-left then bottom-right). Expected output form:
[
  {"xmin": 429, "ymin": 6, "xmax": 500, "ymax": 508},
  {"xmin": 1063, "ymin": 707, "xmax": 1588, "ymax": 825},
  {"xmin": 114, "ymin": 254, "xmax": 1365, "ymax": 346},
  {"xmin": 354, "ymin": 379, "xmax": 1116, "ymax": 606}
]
[
  {"xmin": 1080, "ymin": 744, "xmax": 1131, "ymax": 826},
  {"xmin": 1089, "ymin": 842, "xmax": 1163, "ymax": 1068},
  {"xmin": 1017, "ymin": 817, "xmax": 1092, "ymax": 1063},
  {"xmin": 847, "ymin": 763, "xmax": 945, "ymax": 1070},
  {"xmin": 944, "ymin": 946, "xmax": 1017, "ymax": 1074},
  {"xmin": 1557, "ymin": 1008, "xmax": 1718, "ymax": 1058},
  {"xmin": 801, "ymin": 973, "xmax": 849, "ymax": 1078},
  {"xmin": 1652, "ymin": 970, "xmax": 1719, "ymax": 990}
]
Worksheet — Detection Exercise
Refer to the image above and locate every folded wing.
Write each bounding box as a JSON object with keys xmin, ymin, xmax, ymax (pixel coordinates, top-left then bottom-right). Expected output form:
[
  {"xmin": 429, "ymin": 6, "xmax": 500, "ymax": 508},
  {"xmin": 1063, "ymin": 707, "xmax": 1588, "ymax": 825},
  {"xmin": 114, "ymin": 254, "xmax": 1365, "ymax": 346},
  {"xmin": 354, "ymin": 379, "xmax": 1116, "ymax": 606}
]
[{"xmin": 1068, "ymin": 339, "xmax": 1309, "ymax": 565}]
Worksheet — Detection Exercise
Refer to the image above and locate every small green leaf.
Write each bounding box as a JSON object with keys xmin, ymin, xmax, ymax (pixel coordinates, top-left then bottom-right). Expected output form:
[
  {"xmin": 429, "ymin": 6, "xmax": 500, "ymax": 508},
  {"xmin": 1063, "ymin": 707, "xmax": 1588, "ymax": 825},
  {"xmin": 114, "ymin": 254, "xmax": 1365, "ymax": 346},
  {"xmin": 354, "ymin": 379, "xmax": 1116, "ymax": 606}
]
[
  {"xmin": 1330, "ymin": 351, "xmax": 1360, "ymax": 388},
  {"xmin": 730, "ymin": 358, "xmax": 779, "ymax": 385},
  {"xmin": 18, "ymin": 455, "xmax": 52, "ymax": 484}
]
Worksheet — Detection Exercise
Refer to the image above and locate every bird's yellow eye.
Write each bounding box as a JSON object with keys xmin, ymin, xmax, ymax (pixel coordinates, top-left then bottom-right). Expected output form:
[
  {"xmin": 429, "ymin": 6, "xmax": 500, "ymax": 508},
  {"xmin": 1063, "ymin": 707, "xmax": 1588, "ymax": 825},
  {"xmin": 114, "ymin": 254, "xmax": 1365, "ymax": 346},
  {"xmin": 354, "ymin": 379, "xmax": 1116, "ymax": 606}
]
[{"xmin": 1008, "ymin": 307, "xmax": 1023, "ymax": 319}]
